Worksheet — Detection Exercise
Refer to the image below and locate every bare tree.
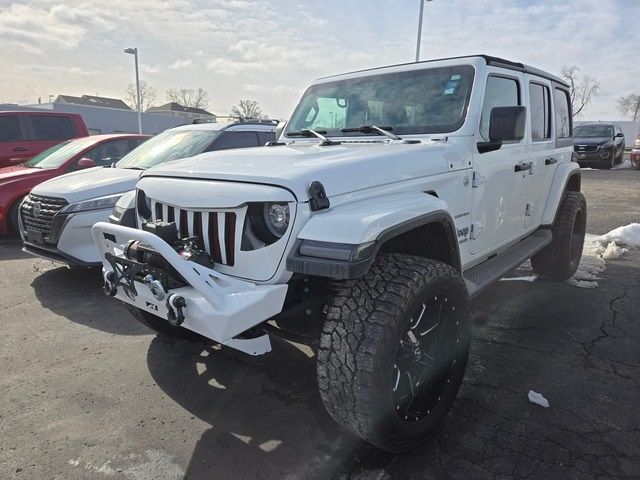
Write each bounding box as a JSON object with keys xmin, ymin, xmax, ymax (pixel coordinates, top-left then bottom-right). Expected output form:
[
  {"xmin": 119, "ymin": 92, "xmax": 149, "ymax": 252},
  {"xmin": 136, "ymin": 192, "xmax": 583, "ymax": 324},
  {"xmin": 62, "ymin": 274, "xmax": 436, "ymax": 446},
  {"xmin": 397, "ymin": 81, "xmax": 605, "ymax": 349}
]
[
  {"xmin": 561, "ymin": 66, "xmax": 600, "ymax": 118},
  {"xmin": 125, "ymin": 81, "xmax": 156, "ymax": 111},
  {"xmin": 165, "ymin": 87, "xmax": 209, "ymax": 109},
  {"xmin": 230, "ymin": 99, "xmax": 263, "ymax": 119},
  {"xmin": 617, "ymin": 94, "xmax": 640, "ymax": 122}
]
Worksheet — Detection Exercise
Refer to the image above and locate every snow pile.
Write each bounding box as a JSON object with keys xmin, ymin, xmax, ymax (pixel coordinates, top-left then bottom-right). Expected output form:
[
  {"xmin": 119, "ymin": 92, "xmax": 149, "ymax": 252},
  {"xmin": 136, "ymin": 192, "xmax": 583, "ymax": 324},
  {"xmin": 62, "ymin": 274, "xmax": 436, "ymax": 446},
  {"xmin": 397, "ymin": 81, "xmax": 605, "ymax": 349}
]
[
  {"xmin": 595, "ymin": 223, "xmax": 640, "ymax": 249},
  {"xmin": 528, "ymin": 390, "xmax": 550, "ymax": 408},
  {"xmin": 613, "ymin": 158, "xmax": 632, "ymax": 170},
  {"xmin": 598, "ymin": 241, "xmax": 628, "ymax": 260},
  {"xmin": 500, "ymin": 275, "xmax": 537, "ymax": 282}
]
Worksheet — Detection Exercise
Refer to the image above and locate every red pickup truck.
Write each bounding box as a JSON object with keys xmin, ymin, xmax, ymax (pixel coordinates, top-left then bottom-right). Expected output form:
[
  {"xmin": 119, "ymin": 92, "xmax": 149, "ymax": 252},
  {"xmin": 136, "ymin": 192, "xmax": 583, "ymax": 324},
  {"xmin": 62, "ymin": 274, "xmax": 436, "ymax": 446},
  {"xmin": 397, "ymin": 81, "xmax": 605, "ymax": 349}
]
[{"xmin": 0, "ymin": 111, "xmax": 89, "ymax": 169}]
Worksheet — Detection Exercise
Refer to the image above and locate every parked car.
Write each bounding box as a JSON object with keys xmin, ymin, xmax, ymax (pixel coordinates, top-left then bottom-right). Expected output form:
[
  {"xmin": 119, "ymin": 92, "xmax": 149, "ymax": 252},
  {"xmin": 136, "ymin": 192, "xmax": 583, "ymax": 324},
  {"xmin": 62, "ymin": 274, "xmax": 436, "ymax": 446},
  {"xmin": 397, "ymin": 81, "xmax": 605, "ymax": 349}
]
[
  {"xmin": 0, "ymin": 111, "xmax": 89, "ymax": 169},
  {"xmin": 92, "ymin": 55, "xmax": 584, "ymax": 452},
  {"xmin": 0, "ymin": 134, "xmax": 147, "ymax": 236},
  {"xmin": 631, "ymin": 136, "xmax": 640, "ymax": 170},
  {"xmin": 20, "ymin": 120, "xmax": 276, "ymax": 265},
  {"xmin": 573, "ymin": 122, "xmax": 625, "ymax": 169}
]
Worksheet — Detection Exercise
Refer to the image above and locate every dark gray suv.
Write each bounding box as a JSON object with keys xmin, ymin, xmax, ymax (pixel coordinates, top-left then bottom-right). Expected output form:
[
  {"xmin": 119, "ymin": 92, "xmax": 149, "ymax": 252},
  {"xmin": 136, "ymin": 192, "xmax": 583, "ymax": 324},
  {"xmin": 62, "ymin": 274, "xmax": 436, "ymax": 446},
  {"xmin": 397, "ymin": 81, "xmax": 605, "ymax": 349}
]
[{"xmin": 573, "ymin": 123, "xmax": 625, "ymax": 169}]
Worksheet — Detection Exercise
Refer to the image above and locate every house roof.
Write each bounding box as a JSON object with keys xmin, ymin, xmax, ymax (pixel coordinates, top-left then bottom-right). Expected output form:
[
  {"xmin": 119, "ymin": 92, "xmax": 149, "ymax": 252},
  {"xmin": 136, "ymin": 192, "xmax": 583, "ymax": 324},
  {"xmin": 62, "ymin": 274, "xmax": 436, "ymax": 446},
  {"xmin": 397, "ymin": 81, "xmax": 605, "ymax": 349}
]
[
  {"xmin": 55, "ymin": 94, "xmax": 131, "ymax": 110},
  {"xmin": 146, "ymin": 102, "xmax": 214, "ymax": 116}
]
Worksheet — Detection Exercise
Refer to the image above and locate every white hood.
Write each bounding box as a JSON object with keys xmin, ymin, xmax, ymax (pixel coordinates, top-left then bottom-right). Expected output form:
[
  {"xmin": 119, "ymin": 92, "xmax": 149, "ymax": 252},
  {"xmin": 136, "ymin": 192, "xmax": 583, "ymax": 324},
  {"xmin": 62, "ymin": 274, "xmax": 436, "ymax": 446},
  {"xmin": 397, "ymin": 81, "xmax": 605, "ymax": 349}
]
[
  {"xmin": 141, "ymin": 141, "xmax": 458, "ymax": 200},
  {"xmin": 31, "ymin": 167, "xmax": 141, "ymax": 204}
]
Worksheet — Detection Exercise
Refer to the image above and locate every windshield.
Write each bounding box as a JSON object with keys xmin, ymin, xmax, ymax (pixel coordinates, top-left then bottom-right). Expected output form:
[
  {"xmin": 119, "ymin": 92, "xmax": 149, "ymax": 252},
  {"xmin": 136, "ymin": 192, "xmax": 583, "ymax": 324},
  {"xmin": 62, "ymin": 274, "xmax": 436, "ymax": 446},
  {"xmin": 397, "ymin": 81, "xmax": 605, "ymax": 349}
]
[
  {"xmin": 286, "ymin": 65, "xmax": 475, "ymax": 137},
  {"xmin": 116, "ymin": 129, "xmax": 220, "ymax": 169},
  {"xmin": 574, "ymin": 125, "xmax": 614, "ymax": 137},
  {"xmin": 25, "ymin": 139, "xmax": 96, "ymax": 169}
]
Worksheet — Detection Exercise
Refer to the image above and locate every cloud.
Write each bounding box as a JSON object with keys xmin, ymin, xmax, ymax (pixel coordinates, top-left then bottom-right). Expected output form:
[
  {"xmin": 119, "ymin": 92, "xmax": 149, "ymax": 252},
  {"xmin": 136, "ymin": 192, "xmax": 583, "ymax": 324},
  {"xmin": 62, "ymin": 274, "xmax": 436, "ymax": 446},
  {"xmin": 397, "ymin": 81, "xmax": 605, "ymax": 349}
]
[
  {"xmin": 1, "ymin": 0, "xmax": 638, "ymax": 119},
  {"xmin": 168, "ymin": 59, "xmax": 193, "ymax": 69}
]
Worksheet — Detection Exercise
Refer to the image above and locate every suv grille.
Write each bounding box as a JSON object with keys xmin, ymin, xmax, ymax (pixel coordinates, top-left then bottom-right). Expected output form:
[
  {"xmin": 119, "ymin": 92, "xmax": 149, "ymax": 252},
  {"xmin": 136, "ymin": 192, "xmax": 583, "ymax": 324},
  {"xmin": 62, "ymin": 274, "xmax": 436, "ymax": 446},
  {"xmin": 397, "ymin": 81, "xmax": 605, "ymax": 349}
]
[
  {"xmin": 152, "ymin": 201, "xmax": 237, "ymax": 266},
  {"xmin": 574, "ymin": 145, "xmax": 598, "ymax": 152},
  {"xmin": 20, "ymin": 194, "xmax": 68, "ymax": 243}
]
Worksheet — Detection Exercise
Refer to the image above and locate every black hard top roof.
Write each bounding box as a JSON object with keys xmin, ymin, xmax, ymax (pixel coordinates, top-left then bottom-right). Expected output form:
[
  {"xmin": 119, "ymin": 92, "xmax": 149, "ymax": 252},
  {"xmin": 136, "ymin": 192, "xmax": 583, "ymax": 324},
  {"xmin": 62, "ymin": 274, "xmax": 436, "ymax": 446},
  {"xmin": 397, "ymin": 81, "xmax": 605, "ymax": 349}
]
[{"xmin": 323, "ymin": 54, "xmax": 569, "ymax": 89}]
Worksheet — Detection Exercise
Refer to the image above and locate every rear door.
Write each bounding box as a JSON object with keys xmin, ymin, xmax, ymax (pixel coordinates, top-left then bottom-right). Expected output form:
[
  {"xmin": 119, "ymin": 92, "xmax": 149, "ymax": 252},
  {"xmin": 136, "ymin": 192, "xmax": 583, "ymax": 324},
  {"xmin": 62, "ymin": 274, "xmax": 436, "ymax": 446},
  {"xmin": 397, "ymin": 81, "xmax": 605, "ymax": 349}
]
[
  {"xmin": 27, "ymin": 114, "xmax": 76, "ymax": 156},
  {"xmin": 469, "ymin": 71, "xmax": 529, "ymax": 256},
  {"xmin": 0, "ymin": 115, "xmax": 32, "ymax": 168},
  {"xmin": 523, "ymin": 77, "xmax": 555, "ymax": 229}
]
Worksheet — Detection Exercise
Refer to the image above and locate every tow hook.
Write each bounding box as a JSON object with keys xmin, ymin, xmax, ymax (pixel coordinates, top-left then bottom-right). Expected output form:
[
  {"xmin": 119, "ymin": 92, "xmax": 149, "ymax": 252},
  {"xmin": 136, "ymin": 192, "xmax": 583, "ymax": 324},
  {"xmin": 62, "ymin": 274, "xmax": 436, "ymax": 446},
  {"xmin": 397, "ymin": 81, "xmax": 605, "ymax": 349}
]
[
  {"xmin": 103, "ymin": 270, "xmax": 117, "ymax": 297},
  {"xmin": 166, "ymin": 294, "xmax": 186, "ymax": 327},
  {"xmin": 143, "ymin": 274, "xmax": 165, "ymax": 301}
]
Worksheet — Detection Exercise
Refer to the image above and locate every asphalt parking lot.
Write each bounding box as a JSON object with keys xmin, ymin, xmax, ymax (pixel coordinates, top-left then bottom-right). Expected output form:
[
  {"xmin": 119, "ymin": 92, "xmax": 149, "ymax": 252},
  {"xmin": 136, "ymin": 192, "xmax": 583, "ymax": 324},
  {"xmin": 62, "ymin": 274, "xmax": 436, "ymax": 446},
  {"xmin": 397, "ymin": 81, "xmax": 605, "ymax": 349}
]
[{"xmin": 1, "ymin": 167, "xmax": 639, "ymax": 480}]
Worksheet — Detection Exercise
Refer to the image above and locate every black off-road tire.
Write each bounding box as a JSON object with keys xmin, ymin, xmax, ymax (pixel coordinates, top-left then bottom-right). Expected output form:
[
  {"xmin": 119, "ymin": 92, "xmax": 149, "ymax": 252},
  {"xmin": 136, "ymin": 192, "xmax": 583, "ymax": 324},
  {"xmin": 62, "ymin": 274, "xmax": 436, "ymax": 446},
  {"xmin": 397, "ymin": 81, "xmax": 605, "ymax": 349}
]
[
  {"xmin": 317, "ymin": 254, "xmax": 471, "ymax": 452},
  {"xmin": 531, "ymin": 191, "xmax": 587, "ymax": 281},
  {"xmin": 125, "ymin": 304, "xmax": 206, "ymax": 342}
]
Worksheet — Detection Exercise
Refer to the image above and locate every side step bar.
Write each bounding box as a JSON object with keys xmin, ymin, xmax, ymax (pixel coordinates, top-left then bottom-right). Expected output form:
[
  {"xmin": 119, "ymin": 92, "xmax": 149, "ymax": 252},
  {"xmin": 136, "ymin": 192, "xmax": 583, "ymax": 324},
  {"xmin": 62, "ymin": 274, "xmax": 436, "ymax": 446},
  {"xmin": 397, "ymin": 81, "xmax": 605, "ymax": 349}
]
[{"xmin": 464, "ymin": 229, "xmax": 552, "ymax": 298}]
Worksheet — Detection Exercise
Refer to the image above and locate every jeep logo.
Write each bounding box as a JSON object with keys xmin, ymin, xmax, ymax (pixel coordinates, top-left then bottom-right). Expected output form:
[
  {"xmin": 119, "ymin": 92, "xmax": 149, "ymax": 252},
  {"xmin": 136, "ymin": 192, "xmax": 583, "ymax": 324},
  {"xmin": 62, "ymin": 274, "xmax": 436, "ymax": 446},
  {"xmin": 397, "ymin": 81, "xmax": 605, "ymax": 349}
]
[{"xmin": 32, "ymin": 202, "xmax": 42, "ymax": 218}]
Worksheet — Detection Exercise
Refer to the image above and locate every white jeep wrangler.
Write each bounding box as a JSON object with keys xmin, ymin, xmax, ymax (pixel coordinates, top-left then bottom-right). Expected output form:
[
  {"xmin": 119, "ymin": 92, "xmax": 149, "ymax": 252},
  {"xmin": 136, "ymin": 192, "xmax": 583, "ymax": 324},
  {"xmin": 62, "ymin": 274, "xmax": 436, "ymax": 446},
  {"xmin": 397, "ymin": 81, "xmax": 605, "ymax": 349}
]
[{"xmin": 92, "ymin": 55, "xmax": 585, "ymax": 452}]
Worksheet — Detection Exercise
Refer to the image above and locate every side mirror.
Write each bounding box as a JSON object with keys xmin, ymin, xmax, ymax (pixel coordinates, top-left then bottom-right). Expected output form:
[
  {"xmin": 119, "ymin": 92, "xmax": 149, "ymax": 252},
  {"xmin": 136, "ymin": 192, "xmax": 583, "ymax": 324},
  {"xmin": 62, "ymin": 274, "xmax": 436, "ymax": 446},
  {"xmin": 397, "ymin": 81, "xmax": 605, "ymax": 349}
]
[
  {"xmin": 477, "ymin": 106, "xmax": 526, "ymax": 154},
  {"xmin": 77, "ymin": 157, "xmax": 97, "ymax": 169},
  {"xmin": 489, "ymin": 106, "xmax": 526, "ymax": 143},
  {"xmin": 615, "ymin": 132, "xmax": 624, "ymax": 138},
  {"xmin": 275, "ymin": 120, "xmax": 287, "ymax": 141}
]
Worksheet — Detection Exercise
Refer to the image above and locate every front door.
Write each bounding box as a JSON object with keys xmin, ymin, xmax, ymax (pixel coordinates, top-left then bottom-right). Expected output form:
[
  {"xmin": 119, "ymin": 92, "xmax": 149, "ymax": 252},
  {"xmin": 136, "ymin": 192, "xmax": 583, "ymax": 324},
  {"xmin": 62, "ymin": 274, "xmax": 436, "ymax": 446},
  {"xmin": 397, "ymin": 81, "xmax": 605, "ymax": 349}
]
[{"xmin": 470, "ymin": 71, "xmax": 529, "ymax": 256}]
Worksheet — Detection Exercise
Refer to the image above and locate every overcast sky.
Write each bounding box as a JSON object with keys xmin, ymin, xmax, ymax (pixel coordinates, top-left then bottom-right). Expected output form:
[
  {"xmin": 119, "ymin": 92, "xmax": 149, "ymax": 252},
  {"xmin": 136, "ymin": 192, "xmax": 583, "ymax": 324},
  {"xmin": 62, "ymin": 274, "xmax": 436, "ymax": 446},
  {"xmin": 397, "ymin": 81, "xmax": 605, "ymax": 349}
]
[{"xmin": 1, "ymin": 0, "xmax": 638, "ymax": 120}]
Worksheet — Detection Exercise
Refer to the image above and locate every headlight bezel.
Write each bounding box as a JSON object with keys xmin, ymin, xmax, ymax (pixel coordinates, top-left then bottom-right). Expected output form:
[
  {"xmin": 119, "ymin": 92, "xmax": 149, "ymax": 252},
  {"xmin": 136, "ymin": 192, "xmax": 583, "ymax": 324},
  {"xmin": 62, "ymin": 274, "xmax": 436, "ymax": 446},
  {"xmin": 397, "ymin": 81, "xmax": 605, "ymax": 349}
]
[{"xmin": 241, "ymin": 202, "xmax": 292, "ymax": 251}]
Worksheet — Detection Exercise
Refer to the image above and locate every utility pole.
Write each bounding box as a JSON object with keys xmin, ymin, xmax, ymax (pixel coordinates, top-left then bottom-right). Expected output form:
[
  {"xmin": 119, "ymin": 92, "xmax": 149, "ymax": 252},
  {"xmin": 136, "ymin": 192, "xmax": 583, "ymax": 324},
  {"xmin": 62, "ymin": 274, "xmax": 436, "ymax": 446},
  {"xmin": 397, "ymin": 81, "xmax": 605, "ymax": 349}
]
[
  {"xmin": 124, "ymin": 47, "xmax": 142, "ymax": 134},
  {"xmin": 415, "ymin": 0, "xmax": 434, "ymax": 62}
]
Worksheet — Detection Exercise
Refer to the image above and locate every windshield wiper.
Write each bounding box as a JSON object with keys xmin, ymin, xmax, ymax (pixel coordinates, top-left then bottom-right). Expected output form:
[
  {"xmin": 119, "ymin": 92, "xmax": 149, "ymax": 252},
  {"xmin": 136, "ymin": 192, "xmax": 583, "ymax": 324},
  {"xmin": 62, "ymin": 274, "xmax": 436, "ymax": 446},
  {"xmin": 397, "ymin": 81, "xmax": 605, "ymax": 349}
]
[
  {"xmin": 286, "ymin": 129, "xmax": 339, "ymax": 146},
  {"xmin": 124, "ymin": 166, "xmax": 145, "ymax": 170},
  {"xmin": 341, "ymin": 125, "xmax": 401, "ymax": 140}
]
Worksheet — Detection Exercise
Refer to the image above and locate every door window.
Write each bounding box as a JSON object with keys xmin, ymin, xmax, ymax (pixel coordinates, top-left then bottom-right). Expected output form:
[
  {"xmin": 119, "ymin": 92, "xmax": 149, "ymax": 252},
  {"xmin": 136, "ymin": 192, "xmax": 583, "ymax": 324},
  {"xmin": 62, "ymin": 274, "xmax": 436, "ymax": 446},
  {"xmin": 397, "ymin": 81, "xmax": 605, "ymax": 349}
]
[
  {"xmin": 0, "ymin": 116, "xmax": 23, "ymax": 142},
  {"xmin": 208, "ymin": 131, "xmax": 259, "ymax": 150},
  {"xmin": 257, "ymin": 131, "xmax": 276, "ymax": 145},
  {"xmin": 480, "ymin": 76, "xmax": 521, "ymax": 141},
  {"xmin": 529, "ymin": 83, "xmax": 551, "ymax": 141},
  {"xmin": 553, "ymin": 89, "xmax": 572, "ymax": 139},
  {"xmin": 30, "ymin": 115, "xmax": 75, "ymax": 141}
]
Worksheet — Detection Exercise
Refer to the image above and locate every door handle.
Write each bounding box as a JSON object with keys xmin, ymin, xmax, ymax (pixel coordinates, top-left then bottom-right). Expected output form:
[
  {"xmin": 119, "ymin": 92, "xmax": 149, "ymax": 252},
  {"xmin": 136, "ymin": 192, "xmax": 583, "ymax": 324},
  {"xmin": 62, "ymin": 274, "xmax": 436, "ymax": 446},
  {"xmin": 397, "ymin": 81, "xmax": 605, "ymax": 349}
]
[
  {"xmin": 12, "ymin": 147, "xmax": 28, "ymax": 152},
  {"xmin": 545, "ymin": 157, "xmax": 557, "ymax": 165},
  {"xmin": 514, "ymin": 162, "xmax": 531, "ymax": 172}
]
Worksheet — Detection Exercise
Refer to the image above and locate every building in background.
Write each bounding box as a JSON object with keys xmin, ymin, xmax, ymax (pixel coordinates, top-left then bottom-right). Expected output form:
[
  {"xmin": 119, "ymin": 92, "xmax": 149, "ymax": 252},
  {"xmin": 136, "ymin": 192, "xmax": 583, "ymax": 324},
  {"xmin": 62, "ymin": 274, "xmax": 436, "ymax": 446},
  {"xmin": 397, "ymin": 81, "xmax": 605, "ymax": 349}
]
[
  {"xmin": 0, "ymin": 94, "xmax": 216, "ymax": 135},
  {"xmin": 146, "ymin": 102, "xmax": 216, "ymax": 123}
]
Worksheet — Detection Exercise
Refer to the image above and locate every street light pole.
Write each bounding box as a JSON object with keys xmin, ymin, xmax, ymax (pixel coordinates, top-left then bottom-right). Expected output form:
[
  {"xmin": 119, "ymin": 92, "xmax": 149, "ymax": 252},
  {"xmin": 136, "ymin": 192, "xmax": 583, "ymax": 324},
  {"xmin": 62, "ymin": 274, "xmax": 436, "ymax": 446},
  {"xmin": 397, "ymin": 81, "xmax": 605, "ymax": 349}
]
[
  {"xmin": 124, "ymin": 47, "xmax": 142, "ymax": 134},
  {"xmin": 415, "ymin": 0, "xmax": 433, "ymax": 62}
]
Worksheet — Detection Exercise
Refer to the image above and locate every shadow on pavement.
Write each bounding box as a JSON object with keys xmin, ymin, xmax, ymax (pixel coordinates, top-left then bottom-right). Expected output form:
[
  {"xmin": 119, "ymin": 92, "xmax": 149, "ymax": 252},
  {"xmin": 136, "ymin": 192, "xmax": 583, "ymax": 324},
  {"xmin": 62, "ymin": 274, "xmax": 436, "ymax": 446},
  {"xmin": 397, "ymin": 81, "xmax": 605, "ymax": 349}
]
[
  {"xmin": 0, "ymin": 238, "xmax": 31, "ymax": 261},
  {"xmin": 146, "ymin": 335, "xmax": 395, "ymax": 479},
  {"xmin": 146, "ymin": 256, "xmax": 640, "ymax": 479},
  {"xmin": 31, "ymin": 264, "xmax": 149, "ymax": 336}
]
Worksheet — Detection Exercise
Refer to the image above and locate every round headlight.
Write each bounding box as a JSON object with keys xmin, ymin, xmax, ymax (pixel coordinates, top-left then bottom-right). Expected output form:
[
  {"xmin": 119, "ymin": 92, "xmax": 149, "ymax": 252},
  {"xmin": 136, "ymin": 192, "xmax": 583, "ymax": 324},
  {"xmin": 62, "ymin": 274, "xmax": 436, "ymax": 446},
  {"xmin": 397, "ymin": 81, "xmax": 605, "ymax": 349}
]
[{"xmin": 263, "ymin": 203, "xmax": 290, "ymax": 238}]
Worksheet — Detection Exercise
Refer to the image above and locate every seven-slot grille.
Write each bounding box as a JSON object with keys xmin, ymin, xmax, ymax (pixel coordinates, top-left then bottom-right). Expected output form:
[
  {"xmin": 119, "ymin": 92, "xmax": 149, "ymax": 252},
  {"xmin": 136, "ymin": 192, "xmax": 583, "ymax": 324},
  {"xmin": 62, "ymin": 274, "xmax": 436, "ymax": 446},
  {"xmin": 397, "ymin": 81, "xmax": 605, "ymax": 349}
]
[
  {"xmin": 574, "ymin": 145, "xmax": 598, "ymax": 152},
  {"xmin": 151, "ymin": 201, "xmax": 237, "ymax": 266},
  {"xmin": 20, "ymin": 194, "xmax": 68, "ymax": 242}
]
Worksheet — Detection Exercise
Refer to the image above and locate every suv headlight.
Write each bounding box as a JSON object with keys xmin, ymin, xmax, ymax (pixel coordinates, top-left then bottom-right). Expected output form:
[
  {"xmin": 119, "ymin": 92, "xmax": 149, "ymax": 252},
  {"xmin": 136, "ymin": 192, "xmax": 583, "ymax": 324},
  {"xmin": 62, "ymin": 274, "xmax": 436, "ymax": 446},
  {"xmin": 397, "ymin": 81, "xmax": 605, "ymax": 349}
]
[
  {"xmin": 634, "ymin": 138, "xmax": 640, "ymax": 149},
  {"xmin": 61, "ymin": 193, "xmax": 123, "ymax": 214},
  {"xmin": 242, "ymin": 202, "xmax": 291, "ymax": 250},
  {"xmin": 264, "ymin": 203, "xmax": 290, "ymax": 238}
]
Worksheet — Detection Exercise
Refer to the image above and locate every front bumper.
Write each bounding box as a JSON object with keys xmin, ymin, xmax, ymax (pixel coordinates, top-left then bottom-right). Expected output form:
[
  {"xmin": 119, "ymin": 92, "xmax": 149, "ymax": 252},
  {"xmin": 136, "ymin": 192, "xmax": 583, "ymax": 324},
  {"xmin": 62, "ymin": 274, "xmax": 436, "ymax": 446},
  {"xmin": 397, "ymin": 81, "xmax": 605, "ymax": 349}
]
[
  {"xmin": 575, "ymin": 150, "xmax": 612, "ymax": 164},
  {"xmin": 91, "ymin": 222, "xmax": 288, "ymax": 355}
]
